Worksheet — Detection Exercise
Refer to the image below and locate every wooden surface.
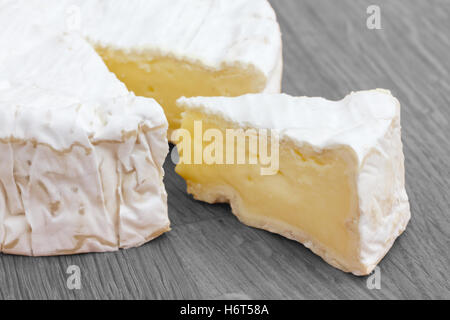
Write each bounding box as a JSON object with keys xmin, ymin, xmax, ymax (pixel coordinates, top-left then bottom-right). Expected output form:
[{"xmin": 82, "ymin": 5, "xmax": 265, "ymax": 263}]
[{"xmin": 0, "ymin": 0, "xmax": 449, "ymax": 300}]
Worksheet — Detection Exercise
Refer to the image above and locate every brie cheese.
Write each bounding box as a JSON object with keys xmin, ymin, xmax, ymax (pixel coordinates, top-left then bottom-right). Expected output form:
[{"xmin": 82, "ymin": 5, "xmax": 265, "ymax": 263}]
[
  {"xmin": 0, "ymin": 18, "xmax": 170, "ymax": 255},
  {"xmin": 0, "ymin": 0, "xmax": 283, "ymax": 136},
  {"xmin": 175, "ymin": 90, "xmax": 411, "ymax": 275},
  {"xmin": 0, "ymin": 85, "xmax": 170, "ymax": 256}
]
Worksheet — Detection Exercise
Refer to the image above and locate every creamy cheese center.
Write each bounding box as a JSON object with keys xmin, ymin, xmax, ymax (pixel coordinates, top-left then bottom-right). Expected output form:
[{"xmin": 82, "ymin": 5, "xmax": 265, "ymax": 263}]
[
  {"xmin": 95, "ymin": 47, "xmax": 267, "ymax": 134},
  {"xmin": 175, "ymin": 112, "xmax": 361, "ymax": 264}
]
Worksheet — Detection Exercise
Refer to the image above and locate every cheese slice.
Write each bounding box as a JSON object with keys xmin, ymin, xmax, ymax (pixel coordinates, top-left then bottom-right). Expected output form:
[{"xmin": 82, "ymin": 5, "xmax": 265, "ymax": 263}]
[
  {"xmin": 175, "ymin": 91, "xmax": 411, "ymax": 275},
  {"xmin": 0, "ymin": 0, "xmax": 283, "ymax": 137},
  {"xmin": 0, "ymin": 26, "xmax": 170, "ymax": 254}
]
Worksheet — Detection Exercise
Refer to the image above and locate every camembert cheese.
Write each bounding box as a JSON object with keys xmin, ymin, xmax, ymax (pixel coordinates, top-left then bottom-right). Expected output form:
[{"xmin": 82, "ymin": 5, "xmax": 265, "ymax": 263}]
[
  {"xmin": 175, "ymin": 91, "xmax": 411, "ymax": 275},
  {"xmin": 0, "ymin": 0, "xmax": 281, "ymax": 256},
  {"xmin": 0, "ymin": 28, "xmax": 170, "ymax": 254},
  {"xmin": 0, "ymin": 85, "xmax": 170, "ymax": 256},
  {"xmin": 0, "ymin": 0, "xmax": 283, "ymax": 137}
]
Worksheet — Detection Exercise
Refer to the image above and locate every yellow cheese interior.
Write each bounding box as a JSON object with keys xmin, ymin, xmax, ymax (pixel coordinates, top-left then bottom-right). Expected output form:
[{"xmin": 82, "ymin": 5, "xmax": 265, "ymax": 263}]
[
  {"xmin": 95, "ymin": 47, "xmax": 266, "ymax": 133},
  {"xmin": 175, "ymin": 112, "xmax": 361, "ymax": 264}
]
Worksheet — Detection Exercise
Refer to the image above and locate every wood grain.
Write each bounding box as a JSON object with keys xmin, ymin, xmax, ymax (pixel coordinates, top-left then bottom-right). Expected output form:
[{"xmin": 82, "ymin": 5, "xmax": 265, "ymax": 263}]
[{"xmin": 0, "ymin": 0, "xmax": 449, "ymax": 299}]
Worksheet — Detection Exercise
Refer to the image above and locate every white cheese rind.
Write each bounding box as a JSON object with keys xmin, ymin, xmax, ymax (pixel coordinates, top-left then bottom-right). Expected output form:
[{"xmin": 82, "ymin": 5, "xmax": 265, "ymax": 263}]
[
  {"xmin": 0, "ymin": 33, "xmax": 128, "ymax": 102},
  {"xmin": 77, "ymin": 0, "xmax": 282, "ymax": 91},
  {"xmin": 177, "ymin": 90, "xmax": 411, "ymax": 274},
  {"xmin": 0, "ymin": 0, "xmax": 283, "ymax": 93},
  {"xmin": 0, "ymin": 86, "xmax": 170, "ymax": 255},
  {"xmin": 0, "ymin": 13, "xmax": 170, "ymax": 255},
  {"xmin": 356, "ymin": 110, "xmax": 410, "ymax": 273}
]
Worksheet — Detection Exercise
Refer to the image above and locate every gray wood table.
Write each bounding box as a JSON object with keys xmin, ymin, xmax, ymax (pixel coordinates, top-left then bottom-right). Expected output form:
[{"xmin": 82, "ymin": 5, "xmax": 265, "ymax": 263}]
[{"xmin": 0, "ymin": 0, "xmax": 449, "ymax": 300}]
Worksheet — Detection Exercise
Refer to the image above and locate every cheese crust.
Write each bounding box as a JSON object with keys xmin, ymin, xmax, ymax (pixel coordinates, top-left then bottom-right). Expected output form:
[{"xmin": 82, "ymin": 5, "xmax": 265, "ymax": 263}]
[
  {"xmin": 0, "ymin": 4, "xmax": 172, "ymax": 255},
  {"xmin": 0, "ymin": 85, "xmax": 170, "ymax": 256},
  {"xmin": 0, "ymin": 0, "xmax": 283, "ymax": 134}
]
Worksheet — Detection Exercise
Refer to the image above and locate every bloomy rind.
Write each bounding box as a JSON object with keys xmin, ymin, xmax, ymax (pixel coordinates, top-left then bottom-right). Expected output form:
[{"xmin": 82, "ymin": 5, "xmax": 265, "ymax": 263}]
[
  {"xmin": 0, "ymin": 88, "xmax": 170, "ymax": 255},
  {"xmin": 0, "ymin": 0, "xmax": 283, "ymax": 93}
]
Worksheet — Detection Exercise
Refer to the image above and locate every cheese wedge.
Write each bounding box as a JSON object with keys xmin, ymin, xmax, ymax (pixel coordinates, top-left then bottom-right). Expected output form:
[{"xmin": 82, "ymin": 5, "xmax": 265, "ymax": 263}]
[
  {"xmin": 175, "ymin": 91, "xmax": 411, "ymax": 275},
  {"xmin": 0, "ymin": 28, "xmax": 170, "ymax": 254},
  {"xmin": 0, "ymin": 0, "xmax": 283, "ymax": 137}
]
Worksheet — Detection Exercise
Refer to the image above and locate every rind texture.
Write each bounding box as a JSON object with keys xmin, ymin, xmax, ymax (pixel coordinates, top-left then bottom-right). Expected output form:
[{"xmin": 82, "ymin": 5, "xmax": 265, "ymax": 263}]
[
  {"xmin": 0, "ymin": 33, "xmax": 128, "ymax": 102},
  {"xmin": 356, "ymin": 99, "xmax": 410, "ymax": 274},
  {"xmin": 177, "ymin": 90, "xmax": 411, "ymax": 275},
  {"xmin": 0, "ymin": 0, "xmax": 283, "ymax": 92},
  {"xmin": 0, "ymin": 86, "xmax": 170, "ymax": 255},
  {"xmin": 0, "ymin": 8, "xmax": 170, "ymax": 255},
  {"xmin": 78, "ymin": 0, "xmax": 282, "ymax": 84}
]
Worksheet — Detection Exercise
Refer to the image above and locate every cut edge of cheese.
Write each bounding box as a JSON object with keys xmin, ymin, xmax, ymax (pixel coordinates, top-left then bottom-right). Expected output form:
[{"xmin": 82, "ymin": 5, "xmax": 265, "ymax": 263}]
[
  {"xmin": 93, "ymin": 46, "xmax": 278, "ymax": 135},
  {"xmin": 77, "ymin": 0, "xmax": 283, "ymax": 135},
  {"xmin": 175, "ymin": 90, "xmax": 411, "ymax": 275},
  {"xmin": 0, "ymin": 0, "xmax": 283, "ymax": 138},
  {"xmin": 77, "ymin": 0, "xmax": 282, "ymax": 78}
]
